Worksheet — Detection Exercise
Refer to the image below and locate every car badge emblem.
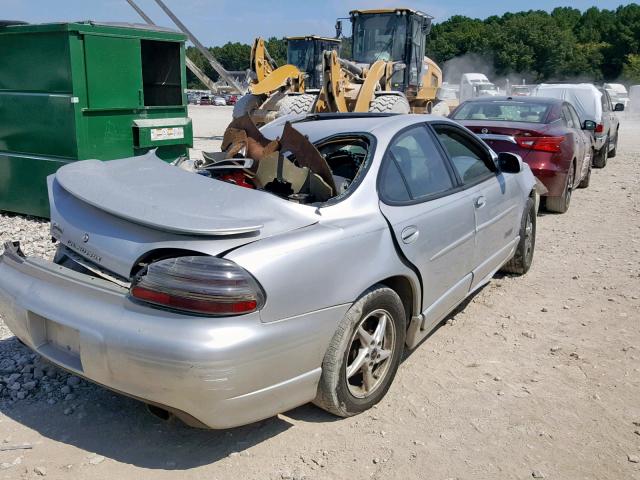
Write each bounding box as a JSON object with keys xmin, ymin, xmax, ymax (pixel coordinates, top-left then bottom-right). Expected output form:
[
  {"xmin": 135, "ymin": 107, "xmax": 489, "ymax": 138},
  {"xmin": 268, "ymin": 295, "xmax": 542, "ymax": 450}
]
[
  {"xmin": 481, "ymin": 128, "xmax": 489, "ymax": 134},
  {"xmin": 82, "ymin": 233, "xmax": 90, "ymax": 243}
]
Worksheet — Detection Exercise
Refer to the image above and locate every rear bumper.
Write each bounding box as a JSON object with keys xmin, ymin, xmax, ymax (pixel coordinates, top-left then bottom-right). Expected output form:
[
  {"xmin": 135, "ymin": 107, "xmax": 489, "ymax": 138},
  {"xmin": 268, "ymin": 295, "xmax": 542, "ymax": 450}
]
[
  {"xmin": 524, "ymin": 154, "xmax": 568, "ymax": 197},
  {"xmin": 0, "ymin": 243, "xmax": 348, "ymax": 428}
]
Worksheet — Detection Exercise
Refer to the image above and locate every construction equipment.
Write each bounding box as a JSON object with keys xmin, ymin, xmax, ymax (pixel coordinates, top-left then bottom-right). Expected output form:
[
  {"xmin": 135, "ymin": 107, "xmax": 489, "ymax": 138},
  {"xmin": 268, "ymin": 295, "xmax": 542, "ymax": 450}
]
[
  {"xmin": 233, "ymin": 36, "xmax": 340, "ymax": 125},
  {"xmin": 314, "ymin": 8, "xmax": 447, "ymax": 115}
]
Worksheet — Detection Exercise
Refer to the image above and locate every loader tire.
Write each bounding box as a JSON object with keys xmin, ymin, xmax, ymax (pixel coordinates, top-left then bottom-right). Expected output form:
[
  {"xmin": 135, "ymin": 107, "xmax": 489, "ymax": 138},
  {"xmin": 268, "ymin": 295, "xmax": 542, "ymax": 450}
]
[
  {"xmin": 232, "ymin": 93, "xmax": 262, "ymax": 119},
  {"xmin": 430, "ymin": 100, "xmax": 450, "ymax": 116},
  {"xmin": 368, "ymin": 95, "xmax": 411, "ymax": 114},
  {"xmin": 277, "ymin": 94, "xmax": 316, "ymax": 117}
]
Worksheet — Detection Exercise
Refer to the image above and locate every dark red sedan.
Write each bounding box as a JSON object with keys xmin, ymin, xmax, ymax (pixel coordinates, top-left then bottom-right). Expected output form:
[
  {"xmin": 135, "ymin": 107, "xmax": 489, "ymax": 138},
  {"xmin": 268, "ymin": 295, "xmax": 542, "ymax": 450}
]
[{"xmin": 451, "ymin": 96, "xmax": 594, "ymax": 213}]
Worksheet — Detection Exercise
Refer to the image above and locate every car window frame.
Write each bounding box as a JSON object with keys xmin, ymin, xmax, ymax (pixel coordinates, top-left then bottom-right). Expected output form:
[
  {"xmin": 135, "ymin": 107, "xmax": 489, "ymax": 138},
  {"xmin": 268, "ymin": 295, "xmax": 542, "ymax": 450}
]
[
  {"xmin": 377, "ymin": 123, "xmax": 460, "ymax": 206},
  {"xmin": 567, "ymin": 104, "xmax": 582, "ymax": 131},
  {"xmin": 314, "ymin": 131, "xmax": 378, "ymax": 207},
  {"xmin": 561, "ymin": 104, "xmax": 575, "ymax": 129},
  {"xmin": 428, "ymin": 122, "xmax": 498, "ymax": 189}
]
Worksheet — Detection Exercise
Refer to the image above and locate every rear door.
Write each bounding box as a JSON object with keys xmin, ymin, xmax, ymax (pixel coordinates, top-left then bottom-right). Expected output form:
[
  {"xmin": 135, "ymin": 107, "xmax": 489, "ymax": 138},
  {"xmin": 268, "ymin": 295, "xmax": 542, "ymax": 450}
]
[
  {"xmin": 431, "ymin": 123, "xmax": 521, "ymax": 289},
  {"xmin": 378, "ymin": 124, "xmax": 475, "ymax": 328}
]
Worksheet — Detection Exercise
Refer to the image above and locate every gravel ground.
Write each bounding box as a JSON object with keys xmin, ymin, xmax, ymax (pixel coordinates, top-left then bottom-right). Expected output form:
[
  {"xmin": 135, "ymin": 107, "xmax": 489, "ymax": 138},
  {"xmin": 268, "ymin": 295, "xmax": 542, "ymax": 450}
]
[{"xmin": 0, "ymin": 111, "xmax": 638, "ymax": 480}]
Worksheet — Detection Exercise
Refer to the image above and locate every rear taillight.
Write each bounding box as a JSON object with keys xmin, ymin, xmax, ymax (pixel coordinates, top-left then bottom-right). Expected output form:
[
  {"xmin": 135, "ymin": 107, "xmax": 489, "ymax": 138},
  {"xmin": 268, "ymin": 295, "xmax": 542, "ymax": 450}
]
[
  {"xmin": 130, "ymin": 256, "xmax": 265, "ymax": 316},
  {"xmin": 594, "ymin": 123, "xmax": 604, "ymax": 133},
  {"xmin": 516, "ymin": 136, "xmax": 564, "ymax": 153}
]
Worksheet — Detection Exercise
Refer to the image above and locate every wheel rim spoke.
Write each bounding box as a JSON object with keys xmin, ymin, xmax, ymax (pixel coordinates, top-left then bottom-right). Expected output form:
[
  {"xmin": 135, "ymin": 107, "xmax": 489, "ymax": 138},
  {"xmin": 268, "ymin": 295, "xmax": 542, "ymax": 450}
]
[
  {"xmin": 373, "ymin": 314, "xmax": 387, "ymax": 345},
  {"xmin": 362, "ymin": 363, "xmax": 375, "ymax": 393},
  {"xmin": 357, "ymin": 326, "xmax": 373, "ymax": 346},
  {"xmin": 346, "ymin": 348, "xmax": 368, "ymax": 379},
  {"xmin": 375, "ymin": 348, "xmax": 392, "ymax": 364}
]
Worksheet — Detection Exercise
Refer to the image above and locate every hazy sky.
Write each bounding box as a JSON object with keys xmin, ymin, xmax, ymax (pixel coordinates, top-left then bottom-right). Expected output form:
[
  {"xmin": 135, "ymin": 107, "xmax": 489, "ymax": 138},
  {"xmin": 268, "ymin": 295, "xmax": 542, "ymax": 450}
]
[{"xmin": 3, "ymin": 0, "xmax": 637, "ymax": 45}]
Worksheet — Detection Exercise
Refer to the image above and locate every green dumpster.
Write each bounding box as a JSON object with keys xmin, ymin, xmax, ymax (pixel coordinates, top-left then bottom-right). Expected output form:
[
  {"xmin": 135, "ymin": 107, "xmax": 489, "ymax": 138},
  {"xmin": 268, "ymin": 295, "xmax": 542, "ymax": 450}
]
[{"xmin": 0, "ymin": 21, "xmax": 194, "ymax": 218}]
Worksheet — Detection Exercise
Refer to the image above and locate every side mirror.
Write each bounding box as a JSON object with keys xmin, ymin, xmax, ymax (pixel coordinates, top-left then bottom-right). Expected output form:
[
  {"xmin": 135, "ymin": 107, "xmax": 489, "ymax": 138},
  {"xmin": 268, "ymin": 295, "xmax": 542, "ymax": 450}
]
[
  {"xmin": 335, "ymin": 20, "xmax": 342, "ymax": 38},
  {"xmin": 498, "ymin": 152, "xmax": 521, "ymax": 174},
  {"xmin": 583, "ymin": 120, "xmax": 596, "ymax": 131},
  {"xmin": 614, "ymin": 103, "xmax": 625, "ymax": 112}
]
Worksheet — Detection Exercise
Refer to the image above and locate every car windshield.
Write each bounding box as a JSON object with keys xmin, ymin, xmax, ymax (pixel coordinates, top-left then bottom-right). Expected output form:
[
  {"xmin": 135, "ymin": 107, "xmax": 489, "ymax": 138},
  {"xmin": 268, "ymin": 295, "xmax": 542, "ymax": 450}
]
[
  {"xmin": 287, "ymin": 39, "xmax": 315, "ymax": 74},
  {"xmin": 352, "ymin": 13, "xmax": 407, "ymax": 63},
  {"xmin": 477, "ymin": 84, "xmax": 497, "ymax": 92},
  {"xmin": 453, "ymin": 101, "xmax": 551, "ymax": 123}
]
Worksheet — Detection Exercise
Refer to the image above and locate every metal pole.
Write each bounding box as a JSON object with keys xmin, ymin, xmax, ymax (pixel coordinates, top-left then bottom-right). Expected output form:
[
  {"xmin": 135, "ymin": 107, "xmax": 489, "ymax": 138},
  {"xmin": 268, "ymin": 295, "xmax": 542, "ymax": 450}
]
[
  {"xmin": 125, "ymin": 0, "xmax": 220, "ymax": 93},
  {"xmin": 152, "ymin": 0, "xmax": 244, "ymax": 94}
]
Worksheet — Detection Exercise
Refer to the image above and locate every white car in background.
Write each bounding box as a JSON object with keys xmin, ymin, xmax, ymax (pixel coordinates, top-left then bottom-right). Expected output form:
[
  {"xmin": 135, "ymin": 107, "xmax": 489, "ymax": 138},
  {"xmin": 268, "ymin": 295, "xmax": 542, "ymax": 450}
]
[
  {"xmin": 604, "ymin": 83, "xmax": 630, "ymax": 109},
  {"xmin": 533, "ymin": 83, "xmax": 623, "ymax": 168},
  {"xmin": 213, "ymin": 96, "xmax": 227, "ymax": 106}
]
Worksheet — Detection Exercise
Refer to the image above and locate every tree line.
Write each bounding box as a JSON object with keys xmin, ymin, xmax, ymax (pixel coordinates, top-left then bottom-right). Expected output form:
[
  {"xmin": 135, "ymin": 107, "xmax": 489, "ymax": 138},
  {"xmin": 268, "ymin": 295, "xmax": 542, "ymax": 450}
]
[{"xmin": 186, "ymin": 4, "xmax": 640, "ymax": 89}]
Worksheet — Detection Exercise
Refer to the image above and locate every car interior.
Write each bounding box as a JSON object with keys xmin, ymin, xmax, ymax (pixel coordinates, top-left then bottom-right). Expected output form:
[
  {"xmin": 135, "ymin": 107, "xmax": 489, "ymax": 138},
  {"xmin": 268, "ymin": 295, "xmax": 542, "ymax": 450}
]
[{"xmin": 179, "ymin": 115, "xmax": 372, "ymax": 205}]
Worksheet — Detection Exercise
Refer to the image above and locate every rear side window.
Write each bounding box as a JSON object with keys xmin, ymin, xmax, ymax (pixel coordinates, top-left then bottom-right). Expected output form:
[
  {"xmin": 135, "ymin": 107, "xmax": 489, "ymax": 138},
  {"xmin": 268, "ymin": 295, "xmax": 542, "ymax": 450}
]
[
  {"xmin": 568, "ymin": 104, "xmax": 582, "ymax": 130},
  {"xmin": 379, "ymin": 125, "xmax": 454, "ymax": 202},
  {"xmin": 562, "ymin": 105, "xmax": 576, "ymax": 129},
  {"xmin": 433, "ymin": 125, "xmax": 494, "ymax": 185}
]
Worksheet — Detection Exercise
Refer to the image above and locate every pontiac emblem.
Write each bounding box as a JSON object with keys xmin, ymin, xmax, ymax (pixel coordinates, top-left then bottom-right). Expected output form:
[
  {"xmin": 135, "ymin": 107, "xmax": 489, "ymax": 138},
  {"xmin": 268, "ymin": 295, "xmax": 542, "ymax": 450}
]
[
  {"xmin": 82, "ymin": 233, "xmax": 90, "ymax": 243},
  {"xmin": 481, "ymin": 128, "xmax": 489, "ymax": 134}
]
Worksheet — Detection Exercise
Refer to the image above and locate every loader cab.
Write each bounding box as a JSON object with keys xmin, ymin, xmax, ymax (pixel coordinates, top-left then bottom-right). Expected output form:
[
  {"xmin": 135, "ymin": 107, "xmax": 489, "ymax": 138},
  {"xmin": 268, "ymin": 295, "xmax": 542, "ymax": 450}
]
[
  {"xmin": 349, "ymin": 9, "xmax": 433, "ymax": 92},
  {"xmin": 286, "ymin": 36, "xmax": 341, "ymax": 90}
]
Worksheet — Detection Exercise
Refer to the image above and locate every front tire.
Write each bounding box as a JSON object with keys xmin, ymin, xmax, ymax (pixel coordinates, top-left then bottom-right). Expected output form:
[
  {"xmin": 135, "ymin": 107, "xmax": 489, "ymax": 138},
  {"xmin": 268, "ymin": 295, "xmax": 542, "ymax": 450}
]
[
  {"xmin": 501, "ymin": 197, "xmax": 536, "ymax": 275},
  {"xmin": 276, "ymin": 93, "xmax": 316, "ymax": 117},
  {"xmin": 232, "ymin": 93, "xmax": 263, "ymax": 119},
  {"xmin": 314, "ymin": 286, "xmax": 406, "ymax": 417},
  {"xmin": 578, "ymin": 153, "xmax": 592, "ymax": 189},
  {"xmin": 609, "ymin": 131, "xmax": 618, "ymax": 158},
  {"xmin": 368, "ymin": 95, "xmax": 411, "ymax": 114}
]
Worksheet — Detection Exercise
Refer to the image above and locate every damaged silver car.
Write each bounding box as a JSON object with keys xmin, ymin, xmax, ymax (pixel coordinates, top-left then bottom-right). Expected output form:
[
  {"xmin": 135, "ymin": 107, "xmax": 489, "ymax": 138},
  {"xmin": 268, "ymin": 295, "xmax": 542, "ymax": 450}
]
[{"xmin": 0, "ymin": 113, "xmax": 538, "ymax": 428}]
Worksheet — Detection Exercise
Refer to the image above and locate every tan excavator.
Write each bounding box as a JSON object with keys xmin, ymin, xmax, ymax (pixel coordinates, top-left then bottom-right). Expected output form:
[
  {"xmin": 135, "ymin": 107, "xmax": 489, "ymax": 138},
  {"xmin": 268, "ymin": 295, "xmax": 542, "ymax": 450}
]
[
  {"xmin": 312, "ymin": 8, "xmax": 448, "ymax": 116},
  {"xmin": 233, "ymin": 36, "xmax": 340, "ymax": 125}
]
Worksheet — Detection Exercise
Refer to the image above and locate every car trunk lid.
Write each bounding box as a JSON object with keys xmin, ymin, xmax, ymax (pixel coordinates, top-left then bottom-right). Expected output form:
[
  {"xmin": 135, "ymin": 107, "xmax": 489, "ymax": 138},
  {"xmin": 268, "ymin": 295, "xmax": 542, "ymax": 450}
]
[
  {"xmin": 49, "ymin": 153, "xmax": 319, "ymax": 278},
  {"xmin": 462, "ymin": 120, "xmax": 551, "ymax": 159}
]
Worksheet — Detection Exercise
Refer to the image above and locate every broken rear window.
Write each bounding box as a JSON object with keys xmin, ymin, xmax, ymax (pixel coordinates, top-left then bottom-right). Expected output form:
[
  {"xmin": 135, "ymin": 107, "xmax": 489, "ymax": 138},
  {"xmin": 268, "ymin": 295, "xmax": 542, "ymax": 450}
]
[{"xmin": 175, "ymin": 115, "xmax": 372, "ymax": 205}]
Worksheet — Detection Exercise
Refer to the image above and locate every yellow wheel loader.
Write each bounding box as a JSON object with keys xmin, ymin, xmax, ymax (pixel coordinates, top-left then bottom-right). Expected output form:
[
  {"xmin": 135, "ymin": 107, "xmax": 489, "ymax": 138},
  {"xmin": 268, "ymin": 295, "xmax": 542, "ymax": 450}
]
[
  {"xmin": 315, "ymin": 8, "xmax": 449, "ymax": 116},
  {"xmin": 233, "ymin": 36, "xmax": 340, "ymax": 125}
]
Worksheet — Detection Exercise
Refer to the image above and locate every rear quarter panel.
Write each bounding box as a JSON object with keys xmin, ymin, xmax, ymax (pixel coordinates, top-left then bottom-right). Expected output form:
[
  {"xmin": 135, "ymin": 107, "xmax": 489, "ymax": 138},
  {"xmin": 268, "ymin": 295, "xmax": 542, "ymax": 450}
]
[{"xmin": 226, "ymin": 212, "xmax": 420, "ymax": 324}]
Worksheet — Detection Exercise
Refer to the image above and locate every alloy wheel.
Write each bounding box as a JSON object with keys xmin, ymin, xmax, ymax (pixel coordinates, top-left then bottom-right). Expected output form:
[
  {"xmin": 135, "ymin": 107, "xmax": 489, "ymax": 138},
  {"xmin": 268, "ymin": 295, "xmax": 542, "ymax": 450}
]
[{"xmin": 345, "ymin": 309, "xmax": 396, "ymax": 398}]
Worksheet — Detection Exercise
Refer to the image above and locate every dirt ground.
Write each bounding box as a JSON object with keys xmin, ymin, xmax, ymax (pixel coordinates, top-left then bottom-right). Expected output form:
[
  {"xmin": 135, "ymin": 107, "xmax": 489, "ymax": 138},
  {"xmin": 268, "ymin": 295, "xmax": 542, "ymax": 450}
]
[{"xmin": 0, "ymin": 108, "xmax": 639, "ymax": 480}]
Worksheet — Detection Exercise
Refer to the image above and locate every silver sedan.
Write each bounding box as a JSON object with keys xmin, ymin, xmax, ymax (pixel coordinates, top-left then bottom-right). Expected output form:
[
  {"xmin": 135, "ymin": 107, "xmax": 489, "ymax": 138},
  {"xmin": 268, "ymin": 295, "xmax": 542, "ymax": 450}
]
[{"xmin": 0, "ymin": 113, "xmax": 538, "ymax": 428}]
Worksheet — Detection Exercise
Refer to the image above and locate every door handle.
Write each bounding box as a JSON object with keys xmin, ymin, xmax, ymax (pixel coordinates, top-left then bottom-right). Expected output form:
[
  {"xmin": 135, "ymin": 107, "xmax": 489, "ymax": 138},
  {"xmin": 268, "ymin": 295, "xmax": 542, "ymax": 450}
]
[
  {"xmin": 401, "ymin": 226, "xmax": 419, "ymax": 244},
  {"xmin": 474, "ymin": 196, "xmax": 486, "ymax": 209}
]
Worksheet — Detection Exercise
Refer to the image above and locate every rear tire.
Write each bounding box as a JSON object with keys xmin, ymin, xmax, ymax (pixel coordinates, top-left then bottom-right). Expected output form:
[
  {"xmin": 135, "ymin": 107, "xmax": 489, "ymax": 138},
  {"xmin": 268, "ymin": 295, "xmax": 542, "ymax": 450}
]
[
  {"xmin": 501, "ymin": 197, "xmax": 536, "ymax": 275},
  {"xmin": 232, "ymin": 93, "xmax": 263, "ymax": 119},
  {"xmin": 368, "ymin": 95, "xmax": 411, "ymax": 114},
  {"xmin": 545, "ymin": 162, "xmax": 574, "ymax": 213},
  {"xmin": 276, "ymin": 93, "xmax": 316, "ymax": 117},
  {"xmin": 314, "ymin": 286, "xmax": 406, "ymax": 417},
  {"xmin": 593, "ymin": 137, "xmax": 609, "ymax": 168}
]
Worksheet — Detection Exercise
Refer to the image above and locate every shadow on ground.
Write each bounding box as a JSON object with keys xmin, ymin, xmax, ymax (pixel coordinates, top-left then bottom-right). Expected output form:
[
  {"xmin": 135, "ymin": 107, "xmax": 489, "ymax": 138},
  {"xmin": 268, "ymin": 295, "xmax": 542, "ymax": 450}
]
[{"xmin": 0, "ymin": 336, "xmax": 335, "ymax": 470}]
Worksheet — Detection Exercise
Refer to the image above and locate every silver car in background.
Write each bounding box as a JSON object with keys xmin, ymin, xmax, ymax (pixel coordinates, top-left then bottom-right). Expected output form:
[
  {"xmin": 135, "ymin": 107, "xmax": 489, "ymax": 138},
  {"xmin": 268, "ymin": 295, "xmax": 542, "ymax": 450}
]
[{"xmin": 0, "ymin": 114, "xmax": 538, "ymax": 428}]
